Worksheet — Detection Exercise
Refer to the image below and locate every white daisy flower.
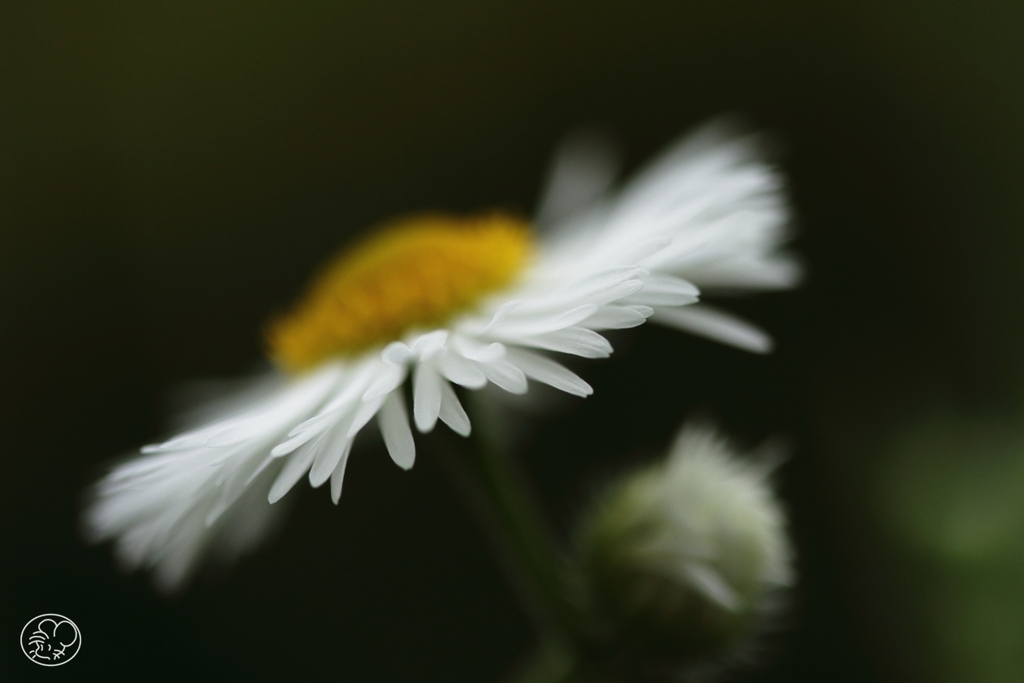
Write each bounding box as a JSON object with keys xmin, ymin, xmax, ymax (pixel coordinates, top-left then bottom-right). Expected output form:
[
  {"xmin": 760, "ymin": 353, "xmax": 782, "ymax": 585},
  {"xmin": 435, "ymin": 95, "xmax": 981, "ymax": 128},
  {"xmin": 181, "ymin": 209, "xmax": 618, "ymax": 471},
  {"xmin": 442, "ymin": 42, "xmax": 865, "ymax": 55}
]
[{"xmin": 85, "ymin": 122, "xmax": 799, "ymax": 590}]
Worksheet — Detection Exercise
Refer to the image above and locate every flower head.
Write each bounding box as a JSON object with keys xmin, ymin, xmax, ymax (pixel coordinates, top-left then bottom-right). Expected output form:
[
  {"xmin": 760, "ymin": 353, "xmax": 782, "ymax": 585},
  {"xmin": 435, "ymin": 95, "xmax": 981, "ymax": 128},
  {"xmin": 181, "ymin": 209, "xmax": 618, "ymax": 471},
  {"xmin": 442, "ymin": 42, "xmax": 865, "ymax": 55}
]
[
  {"xmin": 575, "ymin": 422, "xmax": 794, "ymax": 673},
  {"xmin": 85, "ymin": 122, "xmax": 799, "ymax": 590}
]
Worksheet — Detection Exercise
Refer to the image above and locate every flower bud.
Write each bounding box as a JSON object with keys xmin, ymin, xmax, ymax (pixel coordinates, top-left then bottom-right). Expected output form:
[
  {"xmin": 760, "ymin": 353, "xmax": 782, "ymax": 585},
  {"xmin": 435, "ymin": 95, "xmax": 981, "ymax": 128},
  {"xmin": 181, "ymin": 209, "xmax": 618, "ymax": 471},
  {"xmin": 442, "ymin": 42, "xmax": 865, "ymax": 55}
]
[{"xmin": 575, "ymin": 422, "xmax": 794, "ymax": 674}]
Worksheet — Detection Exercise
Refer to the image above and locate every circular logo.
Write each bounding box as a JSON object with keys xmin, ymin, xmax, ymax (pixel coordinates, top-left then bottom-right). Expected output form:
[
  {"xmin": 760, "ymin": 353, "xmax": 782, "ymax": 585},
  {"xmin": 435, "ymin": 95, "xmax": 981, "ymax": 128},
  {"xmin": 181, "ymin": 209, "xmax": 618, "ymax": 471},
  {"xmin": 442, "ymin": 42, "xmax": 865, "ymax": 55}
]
[{"xmin": 20, "ymin": 614, "xmax": 81, "ymax": 666}]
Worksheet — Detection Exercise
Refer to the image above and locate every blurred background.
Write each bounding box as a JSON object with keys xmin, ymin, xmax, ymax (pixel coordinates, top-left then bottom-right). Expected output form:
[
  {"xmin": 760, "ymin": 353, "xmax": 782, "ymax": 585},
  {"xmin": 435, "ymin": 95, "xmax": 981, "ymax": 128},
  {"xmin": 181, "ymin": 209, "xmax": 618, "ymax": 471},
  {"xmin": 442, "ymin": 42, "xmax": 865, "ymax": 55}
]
[{"xmin": 2, "ymin": 1, "xmax": 1023, "ymax": 681}]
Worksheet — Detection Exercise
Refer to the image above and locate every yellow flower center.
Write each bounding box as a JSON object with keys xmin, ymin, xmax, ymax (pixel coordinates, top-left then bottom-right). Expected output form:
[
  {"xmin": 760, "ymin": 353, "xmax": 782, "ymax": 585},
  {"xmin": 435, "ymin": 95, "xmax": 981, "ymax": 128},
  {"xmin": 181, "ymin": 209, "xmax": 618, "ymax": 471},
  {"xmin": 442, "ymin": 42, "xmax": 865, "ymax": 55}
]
[{"xmin": 267, "ymin": 213, "xmax": 533, "ymax": 372}]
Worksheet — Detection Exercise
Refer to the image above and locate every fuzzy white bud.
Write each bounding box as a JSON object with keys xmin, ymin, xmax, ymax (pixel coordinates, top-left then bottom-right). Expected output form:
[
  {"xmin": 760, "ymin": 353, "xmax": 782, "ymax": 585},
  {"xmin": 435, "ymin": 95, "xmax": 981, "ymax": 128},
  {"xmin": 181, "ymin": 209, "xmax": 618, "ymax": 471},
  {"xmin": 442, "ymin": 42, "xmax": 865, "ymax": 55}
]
[{"xmin": 575, "ymin": 422, "xmax": 794, "ymax": 673}]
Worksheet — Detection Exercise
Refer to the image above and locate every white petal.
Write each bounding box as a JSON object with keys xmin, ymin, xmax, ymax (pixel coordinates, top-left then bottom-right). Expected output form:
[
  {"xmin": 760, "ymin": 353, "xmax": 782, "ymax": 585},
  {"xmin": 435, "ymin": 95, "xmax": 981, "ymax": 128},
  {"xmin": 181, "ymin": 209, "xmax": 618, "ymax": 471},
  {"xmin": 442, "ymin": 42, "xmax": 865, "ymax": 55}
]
[
  {"xmin": 505, "ymin": 348, "xmax": 593, "ymax": 397},
  {"xmin": 259, "ymin": 364, "xmax": 369, "ymax": 497},
  {"xmin": 684, "ymin": 562, "xmax": 740, "ymax": 611},
  {"xmin": 516, "ymin": 326, "xmax": 612, "ymax": 359},
  {"xmin": 85, "ymin": 365, "xmax": 342, "ymax": 590},
  {"xmin": 585, "ymin": 278, "xmax": 646, "ymax": 307},
  {"xmin": 268, "ymin": 447, "xmax": 317, "ymax": 503},
  {"xmin": 437, "ymin": 380, "xmax": 471, "ymax": 436},
  {"xmin": 535, "ymin": 127, "xmax": 619, "ymax": 227},
  {"xmin": 451, "ymin": 335, "xmax": 506, "ymax": 362},
  {"xmin": 434, "ymin": 350, "xmax": 488, "ymax": 388},
  {"xmin": 145, "ymin": 365, "xmax": 343, "ymax": 453},
  {"xmin": 683, "ymin": 254, "xmax": 802, "ymax": 291},
  {"xmin": 651, "ymin": 304, "xmax": 773, "ymax": 353},
  {"xmin": 379, "ymin": 391, "xmax": 416, "ymax": 469},
  {"xmin": 584, "ymin": 305, "xmax": 652, "ymax": 330},
  {"xmin": 472, "ymin": 299, "xmax": 521, "ymax": 333},
  {"xmin": 308, "ymin": 421, "xmax": 354, "ymax": 487},
  {"xmin": 381, "ymin": 341, "xmax": 413, "ymax": 364},
  {"xmin": 488, "ymin": 303, "xmax": 598, "ymax": 337},
  {"xmin": 363, "ymin": 363, "xmax": 407, "ymax": 401},
  {"xmin": 517, "ymin": 267, "xmax": 647, "ymax": 312},
  {"xmin": 271, "ymin": 422, "xmax": 328, "ymax": 457},
  {"xmin": 413, "ymin": 363, "xmax": 443, "ymax": 432},
  {"xmin": 141, "ymin": 417, "xmax": 243, "ymax": 453},
  {"xmin": 626, "ymin": 274, "xmax": 700, "ymax": 306},
  {"xmin": 330, "ymin": 440, "xmax": 354, "ymax": 504},
  {"xmin": 479, "ymin": 358, "xmax": 529, "ymax": 394},
  {"xmin": 273, "ymin": 402, "xmax": 351, "ymax": 456},
  {"xmin": 565, "ymin": 265, "xmax": 649, "ymax": 296},
  {"xmin": 410, "ymin": 330, "xmax": 449, "ymax": 358},
  {"xmin": 616, "ymin": 236, "xmax": 673, "ymax": 266},
  {"xmin": 242, "ymin": 454, "xmax": 276, "ymax": 488},
  {"xmin": 346, "ymin": 396, "xmax": 385, "ymax": 437},
  {"xmin": 317, "ymin": 360, "xmax": 383, "ymax": 414},
  {"xmin": 207, "ymin": 449, "xmax": 276, "ymax": 525}
]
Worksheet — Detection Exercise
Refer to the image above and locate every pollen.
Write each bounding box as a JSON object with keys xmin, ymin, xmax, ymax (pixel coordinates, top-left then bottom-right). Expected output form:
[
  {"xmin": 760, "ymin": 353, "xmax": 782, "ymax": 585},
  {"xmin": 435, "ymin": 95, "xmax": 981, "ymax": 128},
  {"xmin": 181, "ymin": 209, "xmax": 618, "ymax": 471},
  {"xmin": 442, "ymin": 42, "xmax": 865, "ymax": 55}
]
[{"xmin": 267, "ymin": 213, "xmax": 533, "ymax": 372}]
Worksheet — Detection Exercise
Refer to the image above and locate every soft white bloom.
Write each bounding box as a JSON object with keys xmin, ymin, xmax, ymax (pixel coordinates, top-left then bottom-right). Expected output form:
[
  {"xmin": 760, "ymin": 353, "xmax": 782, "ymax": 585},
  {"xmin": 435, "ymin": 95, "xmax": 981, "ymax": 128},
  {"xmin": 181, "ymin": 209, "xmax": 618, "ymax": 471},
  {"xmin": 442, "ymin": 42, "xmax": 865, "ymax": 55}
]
[
  {"xmin": 576, "ymin": 422, "xmax": 794, "ymax": 669},
  {"xmin": 85, "ymin": 122, "xmax": 799, "ymax": 590}
]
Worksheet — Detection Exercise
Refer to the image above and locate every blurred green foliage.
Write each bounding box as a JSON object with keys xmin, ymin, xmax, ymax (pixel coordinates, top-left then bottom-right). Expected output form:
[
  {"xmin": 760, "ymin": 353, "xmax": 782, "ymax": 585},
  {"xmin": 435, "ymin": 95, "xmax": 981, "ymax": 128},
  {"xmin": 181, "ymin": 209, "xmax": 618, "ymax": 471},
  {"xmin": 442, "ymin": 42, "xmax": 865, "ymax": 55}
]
[{"xmin": 875, "ymin": 413, "xmax": 1024, "ymax": 682}]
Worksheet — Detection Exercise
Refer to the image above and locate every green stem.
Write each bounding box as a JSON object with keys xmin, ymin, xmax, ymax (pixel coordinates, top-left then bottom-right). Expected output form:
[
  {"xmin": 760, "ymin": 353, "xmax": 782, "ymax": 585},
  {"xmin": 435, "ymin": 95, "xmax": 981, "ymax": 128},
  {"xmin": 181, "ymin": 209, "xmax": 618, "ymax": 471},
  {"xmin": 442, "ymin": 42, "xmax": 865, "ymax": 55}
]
[
  {"xmin": 433, "ymin": 395, "xmax": 584, "ymax": 652},
  {"xmin": 432, "ymin": 396, "xmax": 635, "ymax": 683}
]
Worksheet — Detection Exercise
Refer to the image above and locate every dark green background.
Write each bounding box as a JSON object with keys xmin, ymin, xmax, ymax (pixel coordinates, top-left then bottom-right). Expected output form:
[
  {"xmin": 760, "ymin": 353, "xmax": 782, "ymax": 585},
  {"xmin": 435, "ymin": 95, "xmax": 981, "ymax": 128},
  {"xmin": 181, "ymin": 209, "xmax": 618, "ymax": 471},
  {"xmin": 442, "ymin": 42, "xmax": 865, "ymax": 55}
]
[{"xmin": 3, "ymin": 2, "xmax": 1023, "ymax": 681}]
